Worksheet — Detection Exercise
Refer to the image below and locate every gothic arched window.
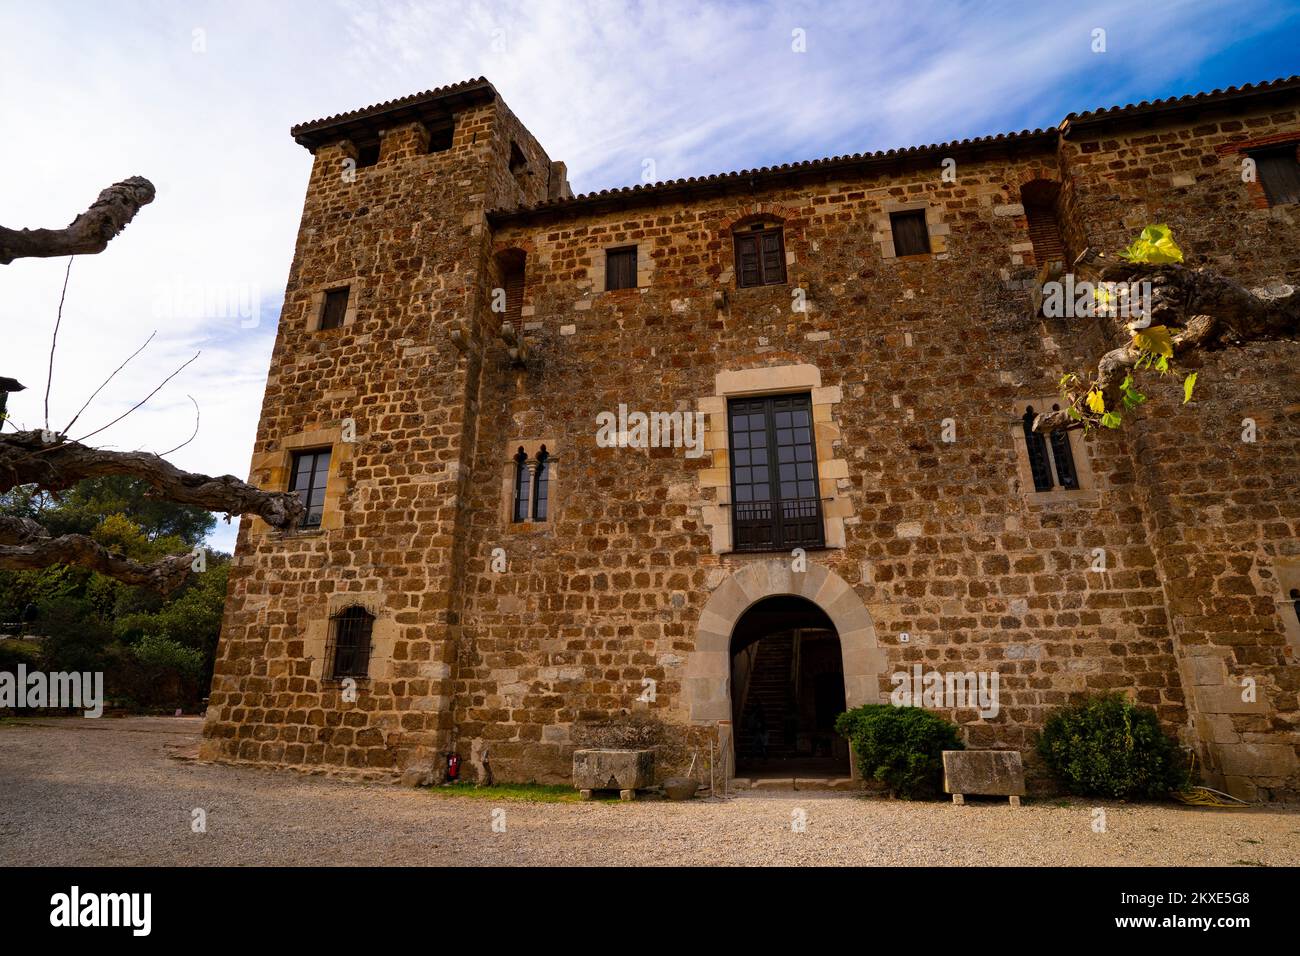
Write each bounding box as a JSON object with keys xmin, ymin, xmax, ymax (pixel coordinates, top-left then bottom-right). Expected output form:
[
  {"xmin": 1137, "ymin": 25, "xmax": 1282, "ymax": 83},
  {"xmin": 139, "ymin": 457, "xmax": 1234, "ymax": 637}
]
[
  {"xmin": 1022, "ymin": 407, "xmax": 1054, "ymax": 493},
  {"xmin": 532, "ymin": 447, "xmax": 550, "ymax": 521},
  {"xmin": 512, "ymin": 447, "xmax": 531, "ymax": 523}
]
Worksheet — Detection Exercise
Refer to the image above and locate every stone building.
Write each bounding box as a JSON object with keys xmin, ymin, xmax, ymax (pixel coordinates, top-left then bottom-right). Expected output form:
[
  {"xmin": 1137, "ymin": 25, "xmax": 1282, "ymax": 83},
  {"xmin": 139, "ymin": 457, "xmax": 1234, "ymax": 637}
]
[{"xmin": 200, "ymin": 75, "xmax": 1300, "ymax": 800}]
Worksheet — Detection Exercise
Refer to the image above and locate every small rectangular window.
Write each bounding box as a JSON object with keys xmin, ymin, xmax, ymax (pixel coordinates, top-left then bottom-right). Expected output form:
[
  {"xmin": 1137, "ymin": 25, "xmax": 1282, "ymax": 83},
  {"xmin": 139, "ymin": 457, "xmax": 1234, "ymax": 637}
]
[
  {"xmin": 1252, "ymin": 146, "xmax": 1300, "ymax": 206},
  {"xmin": 426, "ymin": 121, "xmax": 454, "ymax": 153},
  {"xmin": 320, "ymin": 287, "xmax": 349, "ymax": 331},
  {"xmin": 605, "ymin": 246, "xmax": 637, "ymax": 291},
  {"xmin": 290, "ymin": 449, "xmax": 331, "ymax": 527},
  {"xmin": 890, "ymin": 210, "xmax": 930, "ymax": 256},
  {"xmin": 355, "ymin": 141, "xmax": 380, "ymax": 169}
]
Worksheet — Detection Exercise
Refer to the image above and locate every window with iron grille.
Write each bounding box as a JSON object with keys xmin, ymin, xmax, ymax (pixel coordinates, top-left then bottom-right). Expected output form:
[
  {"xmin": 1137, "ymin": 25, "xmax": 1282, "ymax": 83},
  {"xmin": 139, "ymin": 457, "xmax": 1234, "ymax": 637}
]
[
  {"xmin": 890, "ymin": 210, "xmax": 930, "ymax": 256},
  {"xmin": 320, "ymin": 287, "xmax": 350, "ymax": 330},
  {"xmin": 728, "ymin": 394, "xmax": 823, "ymax": 552},
  {"xmin": 325, "ymin": 606, "xmax": 374, "ymax": 680},
  {"xmin": 511, "ymin": 447, "xmax": 531, "ymax": 522},
  {"xmin": 733, "ymin": 224, "xmax": 786, "ymax": 288},
  {"xmin": 1049, "ymin": 427, "xmax": 1079, "ymax": 490},
  {"xmin": 605, "ymin": 246, "xmax": 637, "ymax": 291},
  {"xmin": 290, "ymin": 448, "xmax": 331, "ymax": 527},
  {"xmin": 1251, "ymin": 145, "xmax": 1300, "ymax": 206}
]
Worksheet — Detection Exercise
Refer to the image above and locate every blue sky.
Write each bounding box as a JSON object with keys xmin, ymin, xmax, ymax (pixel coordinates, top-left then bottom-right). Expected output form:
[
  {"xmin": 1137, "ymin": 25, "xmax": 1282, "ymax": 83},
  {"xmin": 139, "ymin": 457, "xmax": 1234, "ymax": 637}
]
[{"xmin": 1, "ymin": 0, "xmax": 1297, "ymax": 552}]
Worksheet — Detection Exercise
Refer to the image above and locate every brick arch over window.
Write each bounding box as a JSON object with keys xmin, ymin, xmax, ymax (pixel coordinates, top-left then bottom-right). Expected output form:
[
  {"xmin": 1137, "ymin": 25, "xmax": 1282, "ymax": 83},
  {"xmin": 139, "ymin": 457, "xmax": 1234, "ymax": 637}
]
[{"xmin": 684, "ymin": 559, "xmax": 886, "ymax": 724}]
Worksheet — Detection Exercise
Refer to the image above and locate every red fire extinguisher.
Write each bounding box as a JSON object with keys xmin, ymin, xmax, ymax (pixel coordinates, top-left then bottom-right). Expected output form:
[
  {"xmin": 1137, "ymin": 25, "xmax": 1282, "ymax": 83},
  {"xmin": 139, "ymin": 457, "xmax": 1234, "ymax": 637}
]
[{"xmin": 446, "ymin": 752, "xmax": 460, "ymax": 781}]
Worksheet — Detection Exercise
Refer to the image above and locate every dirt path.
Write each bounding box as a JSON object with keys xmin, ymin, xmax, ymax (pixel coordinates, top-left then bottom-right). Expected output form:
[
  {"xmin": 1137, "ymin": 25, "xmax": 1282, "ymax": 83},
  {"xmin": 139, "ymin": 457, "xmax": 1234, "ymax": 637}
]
[{"xmin": 1, "ymin": 717, "xmax": 1296, "ymax": 866}]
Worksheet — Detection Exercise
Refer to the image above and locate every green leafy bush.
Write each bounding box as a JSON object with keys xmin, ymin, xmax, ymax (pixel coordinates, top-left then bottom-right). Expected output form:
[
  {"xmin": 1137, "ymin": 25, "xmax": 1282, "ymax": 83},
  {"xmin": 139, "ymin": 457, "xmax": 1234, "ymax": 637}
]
[
  {"xmin": 835, "ymin": 704, "xmax": 964, "ymax": 799},
  {"xmin": 1037, "ymin": 693, "xmax": 1188, "ymax": 799}
]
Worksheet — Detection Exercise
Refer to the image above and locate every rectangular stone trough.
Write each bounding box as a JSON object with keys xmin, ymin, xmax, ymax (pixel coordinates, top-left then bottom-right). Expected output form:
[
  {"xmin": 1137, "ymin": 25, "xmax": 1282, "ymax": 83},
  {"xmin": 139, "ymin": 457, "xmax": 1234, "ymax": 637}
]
[
  {"xmin": 572, "ymin": 749, "xmax": 654, "ymax": 801},
  {"xmin": 942, "ymin": 750, "xmax": 1026, "ymax": 806}
]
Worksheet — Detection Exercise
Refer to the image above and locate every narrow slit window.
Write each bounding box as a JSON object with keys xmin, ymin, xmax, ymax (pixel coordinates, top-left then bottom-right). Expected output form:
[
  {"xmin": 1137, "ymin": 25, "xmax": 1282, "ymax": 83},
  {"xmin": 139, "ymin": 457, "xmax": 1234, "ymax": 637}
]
[
  {"xmin": 890, "ymin": 210, "xmax": 930, "ymax": 256},
  {"xmin": 326, "ymin": 606, "xmax": 373, "ymax": 680},
  {"xmin": 1021, "ymin": 407, "xmax": 1054, "ymax": 493},
  {"xmin": 289, "ymin": 448, "xmax": 331, "ymax": 527},
  {"xmin": 320, "ymin": 287, "xmax": 349, "ymax": 330},
  {"xmin": 531, "ymin": 447, "xmax": 550, "ymax": 521},
  {"xmin": 605, "ymin": 246, "xmax": 637, "ymax": 291},
  {"xmin": 512, "ymin": 447, "xmax": 531, "ymax": 523}
]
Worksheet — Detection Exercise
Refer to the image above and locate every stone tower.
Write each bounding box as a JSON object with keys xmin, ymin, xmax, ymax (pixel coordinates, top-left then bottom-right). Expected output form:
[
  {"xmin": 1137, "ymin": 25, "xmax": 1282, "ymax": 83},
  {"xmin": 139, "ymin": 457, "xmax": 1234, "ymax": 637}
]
[{"xmin": 201, "ymin": 79, "xmax": 571, "ymax": 778}]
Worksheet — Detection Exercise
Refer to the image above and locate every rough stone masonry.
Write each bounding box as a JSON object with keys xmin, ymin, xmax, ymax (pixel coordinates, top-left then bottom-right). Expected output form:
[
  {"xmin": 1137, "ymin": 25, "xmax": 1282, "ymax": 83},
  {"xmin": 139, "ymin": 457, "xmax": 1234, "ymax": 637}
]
[{"xmin": 201, "ymin": 75, "xmax": 1300, "ymax": 801}]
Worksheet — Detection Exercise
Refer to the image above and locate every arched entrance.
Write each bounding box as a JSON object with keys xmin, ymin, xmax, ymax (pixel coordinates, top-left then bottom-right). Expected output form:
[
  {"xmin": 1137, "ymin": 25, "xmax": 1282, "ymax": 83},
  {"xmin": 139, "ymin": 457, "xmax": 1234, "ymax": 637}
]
[
  {"xmin": 731, "ymin": 595, "xmax": 849, "ymax": 775},
  {"xmin": 684, "ymin": 559, "xmax": 886, "ymax": 779}
]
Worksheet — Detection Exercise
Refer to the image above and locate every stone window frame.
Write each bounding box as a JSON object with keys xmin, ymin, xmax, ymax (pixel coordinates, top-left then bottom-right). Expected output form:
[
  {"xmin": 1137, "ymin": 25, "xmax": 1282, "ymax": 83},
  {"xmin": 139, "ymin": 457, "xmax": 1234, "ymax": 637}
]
[
  {"xmin": 499, "ymin": 438, "xmax": 561, "ymax": 533},
  {"xmin": 696, "ymin": 364, "xmax": 850, "ymax": 555},
  {"xmin": 873, "ymin": 199, "xmax": 949, "ymax": 260},
  {"xmin": 1009, "ymin": 397, "xmax": 1097, "ymax": 504},
  {"xmin": 304, "ymin": 595, "xmax": 398, "ymax": 685},
  {"xmin": 306, "ymin": 276, "xmax": 363, "ymax": 332},
  {"xmin": 247, "ymin": 423, "xmax": 355, "ymax": 537},
  {"xmin": 588, "ymin": 241, "xmax": 655, "ymax": 293}
]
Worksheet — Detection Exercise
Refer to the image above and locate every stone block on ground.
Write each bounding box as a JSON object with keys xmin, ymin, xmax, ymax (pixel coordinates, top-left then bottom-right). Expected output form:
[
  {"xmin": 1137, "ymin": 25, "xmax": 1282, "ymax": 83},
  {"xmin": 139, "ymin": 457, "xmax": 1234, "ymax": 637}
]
[
  {"xmin": 942, "ymin": 750, "xmax": 1025, "ymax": 797},
  {"xmin": 572, "ymin": 749, "xmax": 654, "ymax": 792}
]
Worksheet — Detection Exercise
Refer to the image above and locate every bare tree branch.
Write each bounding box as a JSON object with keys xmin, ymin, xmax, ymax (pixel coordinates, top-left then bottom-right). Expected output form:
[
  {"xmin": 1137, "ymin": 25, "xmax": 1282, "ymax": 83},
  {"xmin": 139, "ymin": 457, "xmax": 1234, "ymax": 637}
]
[
  {"xmin": 0, "ymin": 516, "xmax": 192, "ymax": 593},
  {"xmin": 157, "ymin": 395, "xmax": 200, "ymax": 457},
  {"xmin": 45, "ymin": 259, "xmax": 73, "ymax": 430},
  {"xmin": 63, "ymin": 331, "xmax": 157, "ymax": 435},
  {"xmin": 0, "ymin": 177, "xmax": 156, "ymax": 265},
  {"xmin": 1033, "ymin": 252, "xmax": 1299, "ymax": 432},
  {"xmin": 74, "ymin": 351, "xmax": 199, "ymax": 443},
  {"xmin": 0, "ymin": 430, "xmax": 304, "ymax": 530}
]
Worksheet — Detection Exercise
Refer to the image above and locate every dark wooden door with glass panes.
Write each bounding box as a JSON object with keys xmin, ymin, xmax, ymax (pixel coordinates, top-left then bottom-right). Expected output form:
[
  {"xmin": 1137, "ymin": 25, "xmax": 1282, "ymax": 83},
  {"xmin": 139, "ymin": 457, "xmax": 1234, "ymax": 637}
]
[{"xmin": 728, "ymin": 394, "xmax": 823, "ymax": 552}]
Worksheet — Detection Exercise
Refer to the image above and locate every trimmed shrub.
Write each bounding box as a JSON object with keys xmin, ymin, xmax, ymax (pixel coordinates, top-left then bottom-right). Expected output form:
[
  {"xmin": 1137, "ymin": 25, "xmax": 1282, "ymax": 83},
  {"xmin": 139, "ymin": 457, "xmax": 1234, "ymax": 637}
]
[
  {"xmin": 1037, "ymin": 693, "xmax": 1188, "ymax": 799},
  {"xmin": 835, "ymin": 704, "xmax": 964, "ymax": 799}
]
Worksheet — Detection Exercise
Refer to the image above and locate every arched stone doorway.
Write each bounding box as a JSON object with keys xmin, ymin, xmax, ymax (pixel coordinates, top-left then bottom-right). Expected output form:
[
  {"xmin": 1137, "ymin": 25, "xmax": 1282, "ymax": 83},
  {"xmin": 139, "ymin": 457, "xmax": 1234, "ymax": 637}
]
[
  {"xmin": 684, "ymin": 559, "xmax": 885, "ymax": 778},
  {"xmin": 730, "ymin": 595, "xmax": 849, "ymax": 774}
]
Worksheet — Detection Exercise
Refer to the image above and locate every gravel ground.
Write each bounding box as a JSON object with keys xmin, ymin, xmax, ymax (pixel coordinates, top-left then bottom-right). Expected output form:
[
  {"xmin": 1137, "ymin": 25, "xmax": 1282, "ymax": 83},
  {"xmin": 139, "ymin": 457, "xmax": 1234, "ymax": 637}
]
[{"xmin": 1, "ymin": 716, "xmax": 1297, "ymax": 867}]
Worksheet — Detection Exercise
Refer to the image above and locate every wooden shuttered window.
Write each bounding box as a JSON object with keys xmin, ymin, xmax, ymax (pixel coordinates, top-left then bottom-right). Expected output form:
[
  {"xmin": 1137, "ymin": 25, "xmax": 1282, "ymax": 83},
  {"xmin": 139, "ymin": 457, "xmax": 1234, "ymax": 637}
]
[
  {"xmin": 502, "ymin": 261, "xmax": 525, "ymax": 326},
  {"xmin": 734, "ymin": 225, "xmax": 786, "ymax": 287},
  {"xmin": 728, "ymin": 394, "xmax": 823, "ymax": 552},
  {"xmin": 1024, "ymin": 202, "xmax": 1065, "ymax": 265},
  {"xmin": 320, "ymin": 287, "xmax": 349, "ymax": 330},
  {"xmin": 1254, "ymin": 146, "xmax": 1300, "ymax": 206},
  {"xmin": 605, "ymin": 246, "xmax": 637, "ymax": 291},
  {"xmin": 890, "ymin": 210, "xmax": 930, "ymax": 256}
]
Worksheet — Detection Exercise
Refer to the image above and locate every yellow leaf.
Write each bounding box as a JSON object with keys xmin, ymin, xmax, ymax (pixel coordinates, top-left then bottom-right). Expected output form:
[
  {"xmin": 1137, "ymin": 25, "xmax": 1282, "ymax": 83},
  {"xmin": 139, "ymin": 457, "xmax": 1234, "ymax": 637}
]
[
  {"xmin": 1133, "ymin": 325, "xmax": 1174, "ymax": 357},
  {"xmin": 1086, "ymin": 389, "xmax": 1106, "ymax": 414},
  {"xmin": 1183, "ymin": 372, "xmax": 1198, "ymax": 404}
]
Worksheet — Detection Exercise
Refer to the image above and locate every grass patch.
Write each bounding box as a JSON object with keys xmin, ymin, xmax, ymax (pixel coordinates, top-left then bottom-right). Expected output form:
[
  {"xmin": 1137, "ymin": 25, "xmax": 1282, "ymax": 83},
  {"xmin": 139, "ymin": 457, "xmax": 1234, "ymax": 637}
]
[{"xmin": 426, "ymin": 781, "xmax": 618, "ymax": 803}]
